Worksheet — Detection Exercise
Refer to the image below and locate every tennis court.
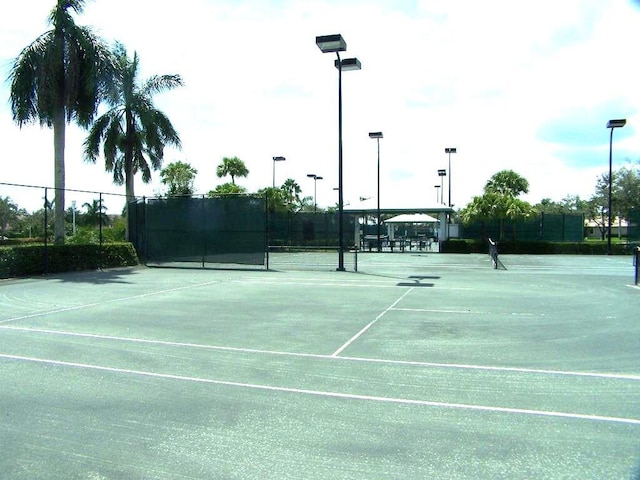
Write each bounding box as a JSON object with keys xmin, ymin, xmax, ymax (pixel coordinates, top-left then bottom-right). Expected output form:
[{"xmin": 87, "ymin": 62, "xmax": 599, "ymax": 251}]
[{"xmin": 1, "ymin": 253, "xmax": 639, "ymax": 479}]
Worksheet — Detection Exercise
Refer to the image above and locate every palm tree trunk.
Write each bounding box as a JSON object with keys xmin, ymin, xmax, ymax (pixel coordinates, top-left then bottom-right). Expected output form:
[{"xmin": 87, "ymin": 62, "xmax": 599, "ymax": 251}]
[
  {"xmin": 123, "ymin": 110, "xmax": 136, "ymax": 241},
  {"xmin": 53, "ymin": 108, "xmax": 66, "ymax": 244}
]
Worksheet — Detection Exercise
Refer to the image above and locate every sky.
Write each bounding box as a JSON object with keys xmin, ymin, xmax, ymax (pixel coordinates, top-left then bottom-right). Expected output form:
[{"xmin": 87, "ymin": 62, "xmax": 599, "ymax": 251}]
[{"xmin": 1, "ymin": 0, "xmax": 639, "ymax": 214}]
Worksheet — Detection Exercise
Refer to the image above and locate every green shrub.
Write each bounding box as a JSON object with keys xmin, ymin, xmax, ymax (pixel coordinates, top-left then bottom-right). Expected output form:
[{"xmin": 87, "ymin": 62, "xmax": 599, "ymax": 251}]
[{"xmin": 0, "ymin": 243, "xmax": 138, "ymax": 279}]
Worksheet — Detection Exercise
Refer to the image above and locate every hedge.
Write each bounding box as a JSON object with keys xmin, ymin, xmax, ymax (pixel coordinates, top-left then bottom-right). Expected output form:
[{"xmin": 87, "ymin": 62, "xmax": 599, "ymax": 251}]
[{"xmin": 0, "ymin": 243, "xmax": 139, "ymax": 279}]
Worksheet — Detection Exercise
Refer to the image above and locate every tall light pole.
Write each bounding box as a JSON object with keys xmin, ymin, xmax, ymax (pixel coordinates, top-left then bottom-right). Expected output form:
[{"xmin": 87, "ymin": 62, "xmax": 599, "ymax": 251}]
[
  {"xmin": 445, "ymin": 147, "xmax": 456, "ymax": 207},
  {"xmin": 71, "ymin": 200, "xmax": 77, "ymax": 235},
  {"xmin": 606, "ymin": 119, "xmax": 626, "ymax": 255},
  {"xmin": 316, "ymin": 33, "xmax": 361, "ymax": 271},
  {"xmin": 272, "ymin": 156, "xmax": 286, "ymax": 188},
  {"xmin": 437, "ymin": 169, "xmax": 447, "ymax": 204},
  {"xmin": 307, "ymin": 174, "xmax": 323, "ymax": 213},
  {"xmin": 369, "ymin": 131, "xmax": 383, "ymax": 251},
  {"xmin": 434, "ymin": 185, "xmax": 441, "ymax": 203}
]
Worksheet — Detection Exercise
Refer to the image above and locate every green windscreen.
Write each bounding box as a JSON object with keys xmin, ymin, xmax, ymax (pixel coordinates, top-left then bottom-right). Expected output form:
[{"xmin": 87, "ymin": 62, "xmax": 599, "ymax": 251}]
[{"xmin": 131, "ymin": 195, "xmax": 266, "ymax": 266}]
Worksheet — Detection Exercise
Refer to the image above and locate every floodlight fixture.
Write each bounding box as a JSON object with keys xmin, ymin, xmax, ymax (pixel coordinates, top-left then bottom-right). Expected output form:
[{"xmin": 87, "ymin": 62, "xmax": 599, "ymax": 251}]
[
  {"xmin": 369, "ymin": 131, "xmax": 384, "ymax": 251},
  {"xmin": 607, "ymin": 119, "xmax": 626, "ymax": 129},
  {"xmin": 272, "ymin": 156, "xmax": 286, "ymax": 188},
  {"xmin": 307, "ymin": 174, "xmax": 323, "ymax": 212},
  {"xmin": 316, "ymin": 34, "xmax": 347, "ymax": 53},
  {"xmin": 335, "ymin": 58, "xmax": 362, "ymax": 71},
  {"xmin": 445, "ymin": 147, "xmax": 457, "ymax": 208},
  {"xmin": 316, "ymin": 32, "xmax": 361, "ymax": 270},
  {"xmin": 606, "ymin": 118, "xmax": 627, "ymax": 255}
]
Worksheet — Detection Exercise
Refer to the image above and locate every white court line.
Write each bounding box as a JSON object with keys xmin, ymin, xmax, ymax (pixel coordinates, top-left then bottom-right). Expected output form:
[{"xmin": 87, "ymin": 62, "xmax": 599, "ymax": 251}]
[
  {"xmin": 0, "ymin": 280, "xmax": 221, "ymax": 325},
  {"xmin": 2, "ymin": 324, "xmax": 639, "ymax": 381},
  {"xmin": 2, "ymin": 353, "xmax": 639, "ymax": 426},
  {"xmin": 392, "ymin": 308, "xmax": 538, "ymax": 317},
  {"xmin": 331, "ymin": 288, "xmax": 415, "ymax": 357}
]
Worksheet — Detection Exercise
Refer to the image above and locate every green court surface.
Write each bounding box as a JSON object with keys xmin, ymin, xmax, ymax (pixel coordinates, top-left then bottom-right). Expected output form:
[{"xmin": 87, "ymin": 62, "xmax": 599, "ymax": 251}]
[{"xmin": 1, "ymin": 253, "xmax": 639, "ymax": 479}]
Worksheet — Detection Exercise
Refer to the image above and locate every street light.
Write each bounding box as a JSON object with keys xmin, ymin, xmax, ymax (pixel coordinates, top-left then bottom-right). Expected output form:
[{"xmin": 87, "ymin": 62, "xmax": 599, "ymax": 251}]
[
  {"xmin": 445, "ymin": 147, "xmax": 456, "ymax": 207},
  {"xmin": 369, "ymin": 131, "xmax": 383, "ymax": 251},
  {"xmin": 307, "ymin": 174, "xmax": 323, "ymax": 213},
  {"xmin": 272, "ymin": 156, "xmax": 286, "ymax": 188},
  {"xmin": 71, "ymin": 200, "xmax": 77, "ymax": 235},
  {"xmin": 437, "ymin": 169, "xmax": 447, "ymax": 204},
  {"xmin": 606, "ymin": 119, "xmax": 626, "ymax": 255},
  {"xmin": 434, "ymin": 185, "xmax": 441, "ymax": 203},
  {"xmin": 316, "ymin": 33, "xmax": 361, "ymax": 271}
]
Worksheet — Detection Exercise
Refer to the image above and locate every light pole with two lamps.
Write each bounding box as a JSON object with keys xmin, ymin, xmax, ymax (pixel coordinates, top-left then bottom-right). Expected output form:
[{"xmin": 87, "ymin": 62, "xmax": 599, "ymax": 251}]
[
  {"xmin": 369, "ymin": 131, "xmax": 383, "ymax": 251},
  {"xmin": 437, "ymin": 169, "xmax": 447, "ymax": 204},
  {"xmin": 307, "ymin": 174, "xmax": 323, "ymax": 213},
  {"xmin": 444, "ymin": 147, "xmax": 456, "ymax": 207},
  {"xmin": 316, "ymin": 33, "xmax": 361, "ymax": 271},
  {"xmin": 606, "ymin": 119, "xmax": 626, "ymax": 255}
]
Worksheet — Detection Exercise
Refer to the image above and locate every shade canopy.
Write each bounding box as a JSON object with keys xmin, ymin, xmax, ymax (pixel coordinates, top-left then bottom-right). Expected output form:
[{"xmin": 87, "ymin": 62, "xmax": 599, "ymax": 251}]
[{"xmin": 384, "ymin": 213, "xmax": 439, "ymax": 224}]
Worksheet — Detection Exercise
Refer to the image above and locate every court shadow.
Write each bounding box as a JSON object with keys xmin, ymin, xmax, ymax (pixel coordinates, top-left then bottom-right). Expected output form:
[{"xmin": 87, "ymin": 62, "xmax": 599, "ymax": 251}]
[{"xmin": 50, "ymin": 267, "xmax": 140, "ymax": 284}]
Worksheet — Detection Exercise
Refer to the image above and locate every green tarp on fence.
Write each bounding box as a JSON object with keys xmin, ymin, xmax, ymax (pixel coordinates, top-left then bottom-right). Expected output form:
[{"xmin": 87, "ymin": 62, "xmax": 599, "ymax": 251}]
[
  {"xmin": 460, "ymin": 213, "xmax": 584, "ymax": 242},
  {"xmin": 129, "ymin": 195, "xmax": 266, "ymax": 266}
]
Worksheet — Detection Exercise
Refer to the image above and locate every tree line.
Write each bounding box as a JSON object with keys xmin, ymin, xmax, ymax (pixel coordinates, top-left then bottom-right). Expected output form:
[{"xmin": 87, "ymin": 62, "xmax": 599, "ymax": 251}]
[
  {"xmin": 5, "ymin": 0, "xmax": 326, "ymax": 245},
  {"xmin": 158, "ymin": 156, "xmax": 320, "ymax": 213},
  {"xmin": 459, "ymin": 163, "xmax": 640, "ymax": 241}
]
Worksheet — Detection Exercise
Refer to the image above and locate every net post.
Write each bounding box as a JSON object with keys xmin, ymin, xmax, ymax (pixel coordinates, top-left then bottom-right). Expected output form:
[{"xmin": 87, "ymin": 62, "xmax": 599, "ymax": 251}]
[
  {"xmin": 635, "ymin": 246, "xmax": 639, "ymax": 285},
  {"xmin": 353, "ymin": 246, "xmax": 358, "ymax": 272}
]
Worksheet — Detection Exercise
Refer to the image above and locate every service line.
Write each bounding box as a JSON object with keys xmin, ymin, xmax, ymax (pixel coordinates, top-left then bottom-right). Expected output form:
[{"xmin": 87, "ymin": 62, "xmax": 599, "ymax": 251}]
[{"xmin": 2, "ymin": 324, "xmax": 640, "ymax": 381}]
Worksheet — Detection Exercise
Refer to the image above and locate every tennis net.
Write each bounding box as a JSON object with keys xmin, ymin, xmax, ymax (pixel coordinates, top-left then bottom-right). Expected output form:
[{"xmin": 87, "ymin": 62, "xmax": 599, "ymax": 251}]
[{"xmin": 266, "ymin": 246, "xmax": 358, "ymax": 272}]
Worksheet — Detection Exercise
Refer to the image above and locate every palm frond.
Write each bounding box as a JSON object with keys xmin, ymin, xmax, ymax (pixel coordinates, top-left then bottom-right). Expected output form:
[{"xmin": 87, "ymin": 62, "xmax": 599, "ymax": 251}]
[{"xmin": 143, "ymin": 74, "xmax": 184, "ymax": 96}]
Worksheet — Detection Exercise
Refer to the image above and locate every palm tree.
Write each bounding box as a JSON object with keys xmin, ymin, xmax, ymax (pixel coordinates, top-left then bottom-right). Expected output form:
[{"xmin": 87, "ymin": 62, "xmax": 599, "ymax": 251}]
[
  {"xmin": 484, "ymin": 169, "xmax": 529, "ymax": 197},
  {"xmin": 9, "ymin": 0, "xmax": 114, "ymax": 244},
  {"xmin": 84, "ymin": 43, "xmax": 183, "ymax": 205},
  {"xmin": 82, "ymin": 199, "xmax": 109, "ymax": 227},
  {"xmin": 281, "ymin": 178, "xmax": 301, "ymax": 212},
  {"xmin": 160, "ymin": 161, "xmax": 198, "ymax": 196},
  {"xmin": 216, "ymin": 156, "xmax": 249, "ymax": 185}
]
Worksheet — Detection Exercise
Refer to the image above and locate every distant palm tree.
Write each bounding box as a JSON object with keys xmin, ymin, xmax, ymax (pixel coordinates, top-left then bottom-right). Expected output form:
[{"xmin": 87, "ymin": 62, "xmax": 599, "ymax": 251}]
[
  {"xmin": 160, "ymin": 161, "xmax": 198, "ymax": 196},
  {"xmin": 216, "ymin": 156, "xmax": 249, "ymax": 185},
  {"xmin": 82, "ymin": 199, "xmax": 109, "ymax": 226},
  {"xmin": 281, "ymin": 178, "xmax": 301, "ymax": 211},
  {"xmin": 9, "ymin": 0, "xmax": 114, "ymax": 244},
  {"xmin": 84, "ymin": 43, "xmax": 183, "ymax": 203}
]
